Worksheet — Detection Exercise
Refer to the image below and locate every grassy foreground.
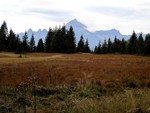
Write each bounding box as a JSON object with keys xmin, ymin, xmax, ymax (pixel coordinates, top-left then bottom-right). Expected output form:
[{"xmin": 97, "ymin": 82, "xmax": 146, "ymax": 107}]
[{"xmin": 0, "ymin": 53, "xmax": 150, "ymax": 113}]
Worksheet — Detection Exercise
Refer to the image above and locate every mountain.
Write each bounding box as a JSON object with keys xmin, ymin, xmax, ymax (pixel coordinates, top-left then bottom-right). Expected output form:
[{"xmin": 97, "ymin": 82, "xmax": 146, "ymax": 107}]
[
  {"xmin": 19, "ymin": 29, "xmax": 48, "ymax": 44},
  {"xmin": 66, "ymin": 19, "xmax": 130, "ymax": 49},
  {"xmin": 19, "ymin": 19, "xmax": 131, "ymax": 49}
]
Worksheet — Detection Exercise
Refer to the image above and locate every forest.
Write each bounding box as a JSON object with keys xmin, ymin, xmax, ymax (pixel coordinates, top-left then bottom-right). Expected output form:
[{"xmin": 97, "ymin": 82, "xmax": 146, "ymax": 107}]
[{"xmin": 0, "ymin": 21, "xmax": 150, "ymax": 55}]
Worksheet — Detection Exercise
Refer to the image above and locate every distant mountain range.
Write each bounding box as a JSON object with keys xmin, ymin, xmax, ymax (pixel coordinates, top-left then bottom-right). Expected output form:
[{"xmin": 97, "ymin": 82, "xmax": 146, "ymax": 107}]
[{"xmin": 19, "ymin": 19, "xmax": 142, "ymax": 49}]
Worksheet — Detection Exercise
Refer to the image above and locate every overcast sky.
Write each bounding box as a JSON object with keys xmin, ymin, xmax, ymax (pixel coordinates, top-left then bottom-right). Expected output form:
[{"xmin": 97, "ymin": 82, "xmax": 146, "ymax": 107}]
[{"xmin": 0, "ymin": 0, "xmax": 150, "ymax": 34}]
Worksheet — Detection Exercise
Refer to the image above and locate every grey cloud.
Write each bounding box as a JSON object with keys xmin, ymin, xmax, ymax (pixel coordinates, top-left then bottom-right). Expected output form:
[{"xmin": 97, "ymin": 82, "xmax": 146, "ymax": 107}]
[
  {"xmin": 23, "ymin": 8, "xmax": 74, "ymax": 22},
  {"xmin": 87, "ymin": 6, "xmax": 150, "ymax": 20},
  {"xmin": 87, "ymin": 6, "xmax": 135, "ymax": 17}
]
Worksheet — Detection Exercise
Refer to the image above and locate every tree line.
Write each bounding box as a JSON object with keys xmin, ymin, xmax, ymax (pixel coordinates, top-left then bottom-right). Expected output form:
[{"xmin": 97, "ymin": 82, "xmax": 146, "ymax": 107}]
[
  {"xmin": 94, "ymin": 31, "xmax": 150, "ymax": 55},
  {"xmin": 0, "ymin": 21, "xmax": 90, "ymax": 53},
  {"xmin": 0, "ymin": 21, "xmax": 150, "ymax": 55}
]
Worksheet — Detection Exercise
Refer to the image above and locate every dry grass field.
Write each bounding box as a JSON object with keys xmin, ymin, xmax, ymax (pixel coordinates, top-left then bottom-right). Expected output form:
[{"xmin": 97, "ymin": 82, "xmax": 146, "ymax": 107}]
[
  {"xmin": 0, "ymin": 52, "xmax": 150, "ymax": 87},
  {"xmin": 0, "ymin": 52, "xmax": 150, "ymax": 113}
]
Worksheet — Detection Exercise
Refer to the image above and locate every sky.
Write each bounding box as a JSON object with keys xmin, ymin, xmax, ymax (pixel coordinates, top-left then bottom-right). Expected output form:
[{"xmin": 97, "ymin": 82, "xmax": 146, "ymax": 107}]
[{"xmin": 0, "ymin": 0, "xmax": 150, "ymax": 34}]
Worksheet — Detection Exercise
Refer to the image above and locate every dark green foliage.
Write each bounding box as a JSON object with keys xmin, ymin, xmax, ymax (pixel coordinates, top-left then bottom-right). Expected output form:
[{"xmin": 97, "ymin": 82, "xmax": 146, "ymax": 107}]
[
  {"xmin": 45, "ymin": 28, "xmax": 53, "ymax": 52},
  {"xmin": 6, "ymin": 29, "xmax": 17, "ymax": 52},
  {"xmin": 15, "ymin": 35, "xmax": 23, "ymax": 54},
  {"xmin": 77, "ymin": 35, "xmax": 85, "ymax": 52},
  {"xmin": 50, "ymin": 26, "xmax": 76, "ymax": 53},
  {"xmin": 127, "ymin": 31, "xmax": 138, "ymax": 54},
  {"xmin": 0, "ymin": 21, "xmax": 8, "ymax": 51},
  {"xmin": 137, "ymin": 33, "xmax": 144, "ymax": 55},
  {"xmin": 94, "ymin": 42, "xmax": 101, "ymax": 54},
  {"xmin": 22, "ymin": 32, "xmax": 29, "ymax": 53},
  {"xmin": 107, "ymin": 38, "xmax": 113, "ymax": 53},
  {"xmin": 144, "ymin": 34, "xmax": 150, "ymax": 55},
  {"xmin": 84, "ymin": 39, "xmax": 90, "ymax": 53},
  {"xmin": 29, "ymin": 34, "xmax": 35, "ymax": 52},
  {"xmin": 123, "ymin": 79, "xmax": 138, "ymax": 88},
  {"xmin": 0, "ymin": 21, "xmax": 150, "ymax": 55},
  {"xmin": 66, "ymin": 26, "xmax": 76, "ymax": 53},
  {"xmin": 101, "ymin": 39, "xmax": 107, "ymax": 54},
  {"xmin": 120, "ymin": 38, "xmax": 126, "ymax": 54},
  {"xmin": 37, "ymin": 38, "xmax": 44, "ymax": 52}
]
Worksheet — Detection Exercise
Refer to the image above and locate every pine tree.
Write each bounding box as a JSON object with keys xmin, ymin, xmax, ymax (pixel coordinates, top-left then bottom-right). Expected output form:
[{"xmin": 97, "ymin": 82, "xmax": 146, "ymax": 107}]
[
  {"xmin": 120, "ymin": 38, "xmax": 126, "ymax": 54},
  {"xmin": 84, "ymin": 39, "xmax": 90, "ymax": 53},
  {"xmin": 45, "ymin": 28, "xmax": 53, "ymax": 52},
  {"xmin": 107, "ymin": 38, "xmax": 113, "ymax": 53},
  {"xmin": 51, "ymin": 28, "xmax": 61, "ymax": 52},
  {"xmin": 66, "ymin": 26, "xmax": 76, "ymax": 53},
  {"xmin": 94, "ymin": 41, "xmax": 101, "ymax": 54},
  {"xmin": 77, "ymin": 35, "xmax": 85, "ymax": 52},
  {"xmin": 37, "ymin": 38, "xmax": 44, "ymax": 52},
  {"xmin": 113, "ymin": 36, "xmax": 118, "ymax": 53},
  {"xmin": 127, "ymin": 31, "xmax": 138, "ymax": 54},
  {"xmin": 101, "ymin": 39, "xmax": 107, "ymax": 54},
  {"xmin": 7, "ymin": 29, "xmax": 16, "ymax": 51},
  {"xmin": 22, "ymin": 32, "xmax": 29, "ymax": 52},
  {"xmin": 60, "ymin": 25, "xmax": 67, "ymax": 53},
  {"xmin": 137, "ymin": 33, "xmax": 144, "ymax": 55},
  {"xmin": 144, "ymin": 33, "xmax": 150, "ymax": 55},
  {"xmin": 0, "ymin": 21, "xmax": 8, "ymax": 51},
  {"xmin": 29, "ymin": 34, "xmax": 35, "ymax": 52},
  {"xmin": 15, "ymin": 35, "xmax": 23, "ymax": 53}
]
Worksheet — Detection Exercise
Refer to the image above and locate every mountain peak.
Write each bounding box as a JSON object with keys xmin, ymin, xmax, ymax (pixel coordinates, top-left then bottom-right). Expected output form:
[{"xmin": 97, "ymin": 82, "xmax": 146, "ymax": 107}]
[{"xmin": 66, "ymin": 19, "xmax": 86, "ymax": 29}]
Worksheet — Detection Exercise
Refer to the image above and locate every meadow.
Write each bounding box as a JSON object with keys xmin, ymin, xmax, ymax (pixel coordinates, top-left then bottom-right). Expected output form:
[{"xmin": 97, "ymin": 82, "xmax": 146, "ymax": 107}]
[{"xmin": 0, "ymin": 52, "xmax": 150, "ymax": 113}]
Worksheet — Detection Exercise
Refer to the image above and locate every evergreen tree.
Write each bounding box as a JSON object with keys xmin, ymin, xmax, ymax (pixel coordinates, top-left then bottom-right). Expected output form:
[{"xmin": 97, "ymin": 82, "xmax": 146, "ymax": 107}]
[
  {"xmin": 60, "ymin": 25, "xmax": 67, "ymax": 53},
  {"xmin": 51, "ymin": 28, "xmax": 62, "ymax": 52},
  {"xmin": 66, "ymin": 26, "xmax": 76, "ymax": 53},
  {"xmin": 7, "ymin": 29, "xmax": 16, "ymax": 51},
  {"xmin": 45, "ymin": 28, "xmax": 53, "ymax": 52},
  {"xmin": 37, "ymin": 38, "xmax": 44, "ymax": 52},
  {"xmin": 137, "ymin": 33, "xmax": 144, "ymax": 55},
  {"xmin": 144, "ymin": 33, "xmax": 150, "ymax": 55},
  {"xmin": 84, "ymin": 39, "xmax": 90, "ymax": 53},
  {"xmin": 107, "ymin": 38, "xmax": 113, "ymax": 53},
  {"xmin": 29, "ymin": 34, "xmax": 35, "ymax": 52},
  {"xmin": 113, "ymin": 36, "xmax": 118, "ymax": 53},
  {"xmin": 120, "ymin": 38, "xmax": 126, "ymax": 54},
  {"xmin": 127, "ymin": 31, "xmax": 138, "ymax": 54},
  {"xmin": 101, "ymin": 39, "xmax": 107, "ymax": 54},
  {"xmin": 22, "ymin": 32, "xmax": 29, "ymax": 52},
  {"xmin": 77, "ymin": 35, "xmax": 85, "ymax": 52},
  {"xmin": 0, "ymin": 21, "xmax": 8, "ymax": 51},
  {"xmin": 15, "ymin": 35, "xmax": 23, "ymax": 53},
  {"xmin": 94, "ymin": 41, "xmax": 101, "ymax": 54}
]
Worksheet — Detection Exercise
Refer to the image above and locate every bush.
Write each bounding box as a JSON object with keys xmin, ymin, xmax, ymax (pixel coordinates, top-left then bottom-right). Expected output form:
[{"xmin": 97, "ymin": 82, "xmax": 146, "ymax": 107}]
[{"xmin": 123, "ymin": 79, "xmax": 139, "ymax": 88}]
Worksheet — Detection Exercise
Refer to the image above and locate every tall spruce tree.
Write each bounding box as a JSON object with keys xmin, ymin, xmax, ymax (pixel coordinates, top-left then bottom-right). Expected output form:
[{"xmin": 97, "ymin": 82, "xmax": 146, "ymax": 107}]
[
  {"xmin": 66, "ymin": 26, "xmax": 76, "ymax": 53},
  {"xmin": 94, "ymin": 41, "xmax": 101, "ymax": 54},
  {"xmin": 0, "ymin": 21, "xmax": 8, "ymax": 51},
  {"xmin": 127, "ymin": 31, "xmax": 138, "ymax": 54},
  {"xmin": 144, "ymin": 33, "xmax": 150, "ymax": 55},
  {"xmin": 51, "ymin": 28, "xmax": 61, "ymax": 52},
  {"xmin": 137, "ymin": 33, "xmax": 144, "ymax": 55},
  {"xmin": 107, "ymin": 38, "xmax": 113, "ymax": 53},
  {"xmin": 84, "ymin": 39, "xmax": 90, "ymax": 53},
  {"xmin": 15, "ymin": 35, "xmax": 22, "ymax": 53},
  {"xmin": 77, "ymin": 35, "xmax": 85, "ymax": 52},
  {"xmin": 7, "ymin": 29, "xmax": 16, "ymax": 51},
  {"xmin": 29, "ymin": 34, "xmax": 35, "ymax": 52},
  {"xmin": 113, "ymin": 36, "xmax": 118, "ymax": 53},
  {"xmin": 101, "ymin": 39, "xmax": 107, "ymax": 54},
  {"xmin": 22, "ymin": 32, "xmax": 29, "ymax": 52},
  {"xmin": 120, "ymin": 38, "xmax": 126, "ymax": 54},
  {"xmin": 45, "ymin": 28, "xmax": 53, "ymax": 52},
  {"xmin": 37, "ymin": 38, "xmax": 44, "ymax": 52}
]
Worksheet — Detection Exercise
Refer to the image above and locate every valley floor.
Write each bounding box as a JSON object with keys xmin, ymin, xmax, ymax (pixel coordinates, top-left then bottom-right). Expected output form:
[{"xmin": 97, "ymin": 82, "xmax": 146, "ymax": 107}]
[{"xmin": 0, "ymin": 52, "xmax": 150, "ymax": 113}]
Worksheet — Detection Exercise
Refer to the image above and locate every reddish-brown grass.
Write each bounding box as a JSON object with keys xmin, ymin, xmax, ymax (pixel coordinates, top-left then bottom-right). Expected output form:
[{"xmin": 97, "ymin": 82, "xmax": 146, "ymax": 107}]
[{"xmin": 0, "ymin": 53, "xmax": 150, "ymax": 87}]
